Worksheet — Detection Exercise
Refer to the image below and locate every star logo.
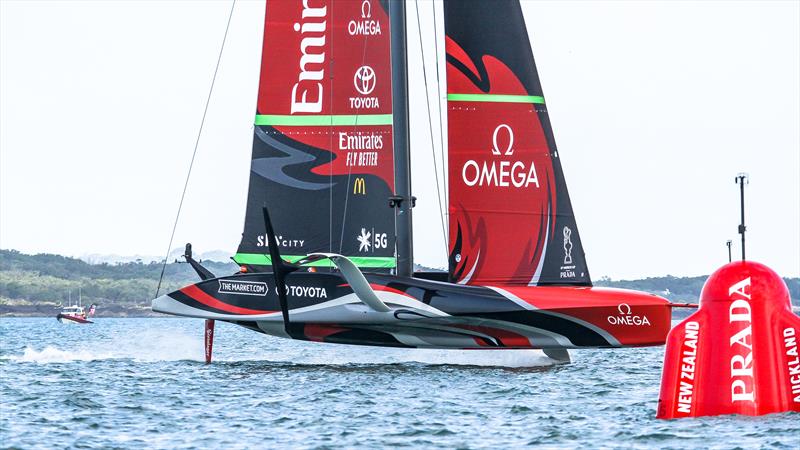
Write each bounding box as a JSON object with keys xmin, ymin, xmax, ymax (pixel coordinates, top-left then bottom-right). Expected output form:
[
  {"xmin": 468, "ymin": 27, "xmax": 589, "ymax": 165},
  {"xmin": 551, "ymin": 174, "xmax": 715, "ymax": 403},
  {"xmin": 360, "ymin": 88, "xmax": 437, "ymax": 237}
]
[{"xmin": 357, "ymin": 228, "xmax": 372, "ymax": 252}]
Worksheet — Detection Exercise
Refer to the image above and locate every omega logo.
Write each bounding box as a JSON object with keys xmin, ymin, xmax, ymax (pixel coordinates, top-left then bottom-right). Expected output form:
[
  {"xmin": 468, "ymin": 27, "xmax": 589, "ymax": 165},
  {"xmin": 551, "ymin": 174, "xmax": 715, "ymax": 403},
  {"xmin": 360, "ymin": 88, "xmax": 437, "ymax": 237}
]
[
  {"xmin": 461, "ymin": 124, "xmax": 540, "ymax": 188},
  {"xmin": 492, "ymin": 124, "xmax": 514, "ymax": 155},
  {"xmin": 607, "ymin": 303, "xmax": 651, "ymax": 326}
]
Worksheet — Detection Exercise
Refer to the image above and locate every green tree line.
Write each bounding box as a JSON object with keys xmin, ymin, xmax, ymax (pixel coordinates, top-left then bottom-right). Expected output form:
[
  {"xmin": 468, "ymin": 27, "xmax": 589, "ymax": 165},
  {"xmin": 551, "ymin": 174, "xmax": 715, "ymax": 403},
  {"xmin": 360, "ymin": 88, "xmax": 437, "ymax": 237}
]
[
  {"xmin": 1, "ymin": 249, "xmax": 797, "ymax": 307},
  {"xmin": 0, "ymin": 249, "xmax": 237, "ymax": 306},
  {"xmin": 594, "ymin": 274, "xmax": 799, "ymax": 303}
]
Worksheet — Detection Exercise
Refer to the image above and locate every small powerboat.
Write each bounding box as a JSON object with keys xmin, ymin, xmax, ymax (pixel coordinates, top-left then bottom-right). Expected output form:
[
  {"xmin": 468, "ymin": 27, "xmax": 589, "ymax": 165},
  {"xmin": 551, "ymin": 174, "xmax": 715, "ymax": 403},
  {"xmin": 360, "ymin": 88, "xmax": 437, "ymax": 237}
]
[
  {"xmin": 56, "ymin": 305, "xmax": 94, "ymax": 324},
  {"xmin": 56, "ymin": 289, "xmax": 96, "ymax": 324}
]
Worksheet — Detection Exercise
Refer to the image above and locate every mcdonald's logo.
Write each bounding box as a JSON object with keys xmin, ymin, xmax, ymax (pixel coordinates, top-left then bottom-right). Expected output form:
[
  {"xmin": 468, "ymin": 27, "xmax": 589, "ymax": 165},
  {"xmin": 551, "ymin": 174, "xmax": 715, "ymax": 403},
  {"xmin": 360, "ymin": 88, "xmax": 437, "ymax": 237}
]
[{"xmin": 353, "ymin": 177, "xmax": 366, "ymax": 195}]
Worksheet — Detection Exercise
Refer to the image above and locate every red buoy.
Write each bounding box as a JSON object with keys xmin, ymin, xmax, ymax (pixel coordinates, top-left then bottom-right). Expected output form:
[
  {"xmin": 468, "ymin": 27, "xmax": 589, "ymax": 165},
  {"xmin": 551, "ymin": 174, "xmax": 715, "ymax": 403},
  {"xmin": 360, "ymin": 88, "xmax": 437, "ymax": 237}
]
[{"xmin": 657, "ymin": 261, "xmax": 800, "ymax": 418}]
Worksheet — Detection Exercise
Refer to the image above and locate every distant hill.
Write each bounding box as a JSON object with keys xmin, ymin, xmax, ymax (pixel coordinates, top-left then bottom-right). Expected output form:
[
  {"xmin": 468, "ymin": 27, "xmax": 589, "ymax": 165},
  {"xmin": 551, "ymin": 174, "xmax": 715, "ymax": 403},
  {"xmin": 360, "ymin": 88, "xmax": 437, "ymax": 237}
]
[
  {"xmin": 0, "ymin": 249, "xmax": 238, "ymax": 316},
  {"xmin": 0, "ymin": 249, "xmax": 797, "ymax": 316},
  {"xmin": 595, "ymin": 275, "xmax": 799, "ymax": 305},
  {"xmin": 78, "ymin": 249, "xmax": 233, "ymax": 265}
]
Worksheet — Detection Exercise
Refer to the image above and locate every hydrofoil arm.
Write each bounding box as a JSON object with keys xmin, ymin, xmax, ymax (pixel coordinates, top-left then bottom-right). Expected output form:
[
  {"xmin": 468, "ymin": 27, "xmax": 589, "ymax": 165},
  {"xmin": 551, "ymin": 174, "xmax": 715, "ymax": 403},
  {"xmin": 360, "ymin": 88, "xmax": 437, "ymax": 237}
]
[{"xmin": 299, "ymin": 253, "xmax": 390, "ymax": 313}]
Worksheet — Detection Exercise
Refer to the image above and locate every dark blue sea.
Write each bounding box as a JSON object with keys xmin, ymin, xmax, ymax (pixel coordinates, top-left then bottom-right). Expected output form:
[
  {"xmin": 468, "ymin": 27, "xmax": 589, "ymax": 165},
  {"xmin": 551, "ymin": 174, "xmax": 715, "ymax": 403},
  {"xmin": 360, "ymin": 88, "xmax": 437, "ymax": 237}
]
[{"xmin": 1, "ymin": 318, "xmax": 798, "ymax": 449}]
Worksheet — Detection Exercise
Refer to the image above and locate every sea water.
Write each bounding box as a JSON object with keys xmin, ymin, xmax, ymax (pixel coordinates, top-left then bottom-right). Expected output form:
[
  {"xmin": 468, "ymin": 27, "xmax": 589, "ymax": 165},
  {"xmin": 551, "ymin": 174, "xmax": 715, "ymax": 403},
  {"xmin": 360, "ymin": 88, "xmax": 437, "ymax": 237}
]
[{"xmin": 1, "ymin": 318, "xmax": 798, "ymax": 449}]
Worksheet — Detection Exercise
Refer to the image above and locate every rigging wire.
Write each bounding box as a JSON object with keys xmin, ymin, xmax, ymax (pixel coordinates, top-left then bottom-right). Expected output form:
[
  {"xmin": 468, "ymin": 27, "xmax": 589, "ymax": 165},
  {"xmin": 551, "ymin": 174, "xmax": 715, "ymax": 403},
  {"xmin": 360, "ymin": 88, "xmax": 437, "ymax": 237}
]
[
  {"xmin": 414, "ymin": 0, "xmax": 448, "ymax": 258},
  {"xmin": 328, "ymin": 0, "xmax": 335, "ymax": 260},
  {"xmin": 337, "ymin": 1, "xmax": 375, "ymax": 255},
  {"xmin": 431, "ymin": 0, "xmax": 449, "ymax": 221},
  {"xmin": 154, "ymin": 0, "xmax": 237, "ymax": 298},
  {"xmin": 338, "ymin": 30, "xmax": 373, "ymax": 254}
]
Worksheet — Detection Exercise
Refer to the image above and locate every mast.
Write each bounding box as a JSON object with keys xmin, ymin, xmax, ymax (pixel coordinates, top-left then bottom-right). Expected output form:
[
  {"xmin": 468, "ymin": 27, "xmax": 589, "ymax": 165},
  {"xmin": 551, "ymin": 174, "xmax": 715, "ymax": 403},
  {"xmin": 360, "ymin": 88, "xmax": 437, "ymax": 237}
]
[{"xmin": 389, "ymin": 0, "xmax": 414, "ymax": 277}]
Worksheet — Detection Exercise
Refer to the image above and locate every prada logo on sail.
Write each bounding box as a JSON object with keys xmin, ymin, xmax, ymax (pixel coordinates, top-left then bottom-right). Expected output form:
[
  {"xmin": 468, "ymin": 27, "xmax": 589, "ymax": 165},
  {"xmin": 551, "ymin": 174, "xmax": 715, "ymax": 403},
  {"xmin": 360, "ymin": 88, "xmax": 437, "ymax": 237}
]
[
  {"xmin": 461, "ymin": 124, "xmax": 540, "ymax": 188},
  {"xmin": 348, "ymin": 0, "xmax": 381, "ymax": 36},
  {"xmin": 353, "ymin": 177, "xmax": 366, "ymax": 195},
  {"xmin": 218, "ymin": 280, "xmax": 268, "ymax": 296},
  {"xmin": 291, "ymin": 1, "xmax": 328, "ymax": 114},
  {"xmin": 560, "ymin": 226, "xmax": 576, "ymax": 278}
]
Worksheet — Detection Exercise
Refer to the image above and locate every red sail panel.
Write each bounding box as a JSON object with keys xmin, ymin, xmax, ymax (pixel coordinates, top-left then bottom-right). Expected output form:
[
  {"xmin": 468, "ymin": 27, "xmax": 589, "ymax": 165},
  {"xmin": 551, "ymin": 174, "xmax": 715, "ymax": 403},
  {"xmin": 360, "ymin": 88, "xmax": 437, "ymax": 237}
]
[
  {"xmin": 236, "ymin": 0, "xmax": 396, "ymax": 268},
  {"xmin": 447, "ymin": 83, "xmax": 556, "ymax": 285},
  {"xmin": 445, "ymin": 0, "xmax": 591, "ymax": 286}
]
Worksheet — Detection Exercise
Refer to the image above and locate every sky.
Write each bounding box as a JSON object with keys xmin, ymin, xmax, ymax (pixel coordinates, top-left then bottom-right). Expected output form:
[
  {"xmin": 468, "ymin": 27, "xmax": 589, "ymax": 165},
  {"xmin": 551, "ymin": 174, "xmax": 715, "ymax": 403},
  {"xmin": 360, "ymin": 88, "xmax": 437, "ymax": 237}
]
[{"xmin": 1, "ymin": 0, "xmax": 798, "ymax": 280}]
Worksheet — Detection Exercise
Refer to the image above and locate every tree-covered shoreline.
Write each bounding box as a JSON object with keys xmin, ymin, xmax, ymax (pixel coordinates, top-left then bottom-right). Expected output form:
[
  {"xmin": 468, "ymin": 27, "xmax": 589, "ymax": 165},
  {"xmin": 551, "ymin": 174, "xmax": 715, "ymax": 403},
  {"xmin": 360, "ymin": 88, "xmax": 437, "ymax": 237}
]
[
  {"xmin": 0, "ymin": 249, "xmax": 238, "ymax": 317},
  {"xmin": 1, "ymin": 249, "xmax": 797, "ymax": 317}
]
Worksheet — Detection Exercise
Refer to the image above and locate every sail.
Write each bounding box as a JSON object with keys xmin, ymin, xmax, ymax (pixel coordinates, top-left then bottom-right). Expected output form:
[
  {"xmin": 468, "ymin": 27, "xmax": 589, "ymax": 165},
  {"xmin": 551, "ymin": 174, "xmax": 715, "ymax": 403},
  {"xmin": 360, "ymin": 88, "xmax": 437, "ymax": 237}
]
[
  {"xmin": 235, "ymin": 0, "xmax": 396, "ymax": 270},
  {"xmin": 444, "ymin": 0, "xmax": 591, "ymax": 286}
]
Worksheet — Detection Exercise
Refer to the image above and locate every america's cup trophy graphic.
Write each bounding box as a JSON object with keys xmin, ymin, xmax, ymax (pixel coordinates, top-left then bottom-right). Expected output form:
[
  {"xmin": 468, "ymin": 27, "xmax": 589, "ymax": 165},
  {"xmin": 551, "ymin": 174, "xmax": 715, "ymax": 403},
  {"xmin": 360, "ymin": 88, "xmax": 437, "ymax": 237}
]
[{"xmin": 563, "ymin": 226, "xmax": 573, "ymax": 265}]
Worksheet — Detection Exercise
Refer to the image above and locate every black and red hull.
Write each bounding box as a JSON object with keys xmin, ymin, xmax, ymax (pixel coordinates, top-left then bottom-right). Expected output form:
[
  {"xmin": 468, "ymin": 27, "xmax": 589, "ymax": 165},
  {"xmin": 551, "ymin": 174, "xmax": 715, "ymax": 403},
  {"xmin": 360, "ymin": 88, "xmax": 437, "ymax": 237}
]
[{"xmin": 153, "ymin": 272, "xmax": 671, "ymax": 350}]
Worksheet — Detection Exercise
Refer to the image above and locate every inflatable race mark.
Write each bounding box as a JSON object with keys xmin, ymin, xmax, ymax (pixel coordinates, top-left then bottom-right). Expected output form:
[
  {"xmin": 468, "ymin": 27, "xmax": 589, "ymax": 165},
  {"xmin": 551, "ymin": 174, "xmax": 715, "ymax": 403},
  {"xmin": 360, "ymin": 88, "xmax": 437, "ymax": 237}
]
[{"xmin": 657, "ymin": 261, "xmax": 800, "ymax": 418}]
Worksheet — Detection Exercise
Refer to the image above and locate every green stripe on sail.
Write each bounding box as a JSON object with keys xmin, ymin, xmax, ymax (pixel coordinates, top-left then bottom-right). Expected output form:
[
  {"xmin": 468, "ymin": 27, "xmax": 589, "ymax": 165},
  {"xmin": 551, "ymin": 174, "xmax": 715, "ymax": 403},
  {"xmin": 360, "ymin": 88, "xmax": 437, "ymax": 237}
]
[
  {"xmin": 233, "ymin": 253, "xmax": 396, "ymax": 268},
  {"xmin": 255, "ymin": 114, "xmax": 393, "ymax": 126},
  {"xmin": 447, "ymin": 93, "xmax": 545, "ymax": 104}
]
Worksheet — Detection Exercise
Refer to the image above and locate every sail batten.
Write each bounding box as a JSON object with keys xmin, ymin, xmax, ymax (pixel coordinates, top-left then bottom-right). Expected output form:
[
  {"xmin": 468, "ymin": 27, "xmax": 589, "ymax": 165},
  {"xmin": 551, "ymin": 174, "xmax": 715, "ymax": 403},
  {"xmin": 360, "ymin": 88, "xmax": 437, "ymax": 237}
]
[
  {"xmin": 447, "ymin": 93, "xmax": 545, "ymax": 104},
  {"xmin": 254, "ymin": 114, "xmax": 394, "ymax": 126},
  {"xmin": 233, "ymin": 253, "xmax": 396, "ymax": 268}
]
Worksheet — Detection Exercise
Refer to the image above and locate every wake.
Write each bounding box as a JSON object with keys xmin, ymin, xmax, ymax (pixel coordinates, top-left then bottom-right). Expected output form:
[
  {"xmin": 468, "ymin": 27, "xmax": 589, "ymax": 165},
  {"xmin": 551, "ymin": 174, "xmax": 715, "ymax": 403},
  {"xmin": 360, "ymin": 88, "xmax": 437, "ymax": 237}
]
[
  {"xmin": 3, "ymin": 322, "xmax": 564, "ymax": 367},
  {"xmin": 7, "ymin": 345, "xmax": 563, "ymax": 367},
  {"xmin": 5, "ymin": 329, "xmax": 204, "ymax": 364},
  {"xmin": 217, "ymin": 338, "xmax": 566, "ymax": 368},
  {"xmin": 289, "ymin": 348, "xmax": 565, "ymax": 368}
]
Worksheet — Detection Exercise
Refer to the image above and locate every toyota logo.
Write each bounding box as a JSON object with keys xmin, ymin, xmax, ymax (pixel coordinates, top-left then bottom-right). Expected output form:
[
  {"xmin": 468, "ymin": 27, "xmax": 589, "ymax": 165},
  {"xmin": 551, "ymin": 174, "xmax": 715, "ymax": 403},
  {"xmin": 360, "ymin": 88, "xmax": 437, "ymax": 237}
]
[{"xmin": 354, "ymin": 66, "xmax": 376, "ymax": 95}]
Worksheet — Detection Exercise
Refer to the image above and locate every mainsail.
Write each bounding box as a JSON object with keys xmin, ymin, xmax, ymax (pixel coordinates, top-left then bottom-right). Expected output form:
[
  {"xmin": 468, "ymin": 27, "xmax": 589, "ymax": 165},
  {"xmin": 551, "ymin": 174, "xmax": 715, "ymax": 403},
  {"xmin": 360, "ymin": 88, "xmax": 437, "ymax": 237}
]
[
  {"xmin": 235, "ymin": 0, "xmax": 396, "ymax": 270},
  {"xmin": 444, "ymin": 0, "xmax": 591, "ymax": 286}
]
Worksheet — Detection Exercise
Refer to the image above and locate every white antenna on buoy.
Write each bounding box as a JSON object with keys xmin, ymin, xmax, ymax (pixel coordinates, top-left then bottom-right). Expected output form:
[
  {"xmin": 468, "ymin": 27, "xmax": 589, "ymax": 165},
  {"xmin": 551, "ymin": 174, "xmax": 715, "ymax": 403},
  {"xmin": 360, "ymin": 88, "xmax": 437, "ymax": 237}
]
[{"xmin": 726, "ymin": 239, "xmax": 732, "ymax": 263}]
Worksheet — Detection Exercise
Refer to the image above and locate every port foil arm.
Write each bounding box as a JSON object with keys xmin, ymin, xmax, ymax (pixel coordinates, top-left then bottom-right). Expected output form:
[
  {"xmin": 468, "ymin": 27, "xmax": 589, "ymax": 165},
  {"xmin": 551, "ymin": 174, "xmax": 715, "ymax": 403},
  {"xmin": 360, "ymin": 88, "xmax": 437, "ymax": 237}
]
[{"xmin": 300, "ymin": 253, "xmax": 391, "ymax": 313}]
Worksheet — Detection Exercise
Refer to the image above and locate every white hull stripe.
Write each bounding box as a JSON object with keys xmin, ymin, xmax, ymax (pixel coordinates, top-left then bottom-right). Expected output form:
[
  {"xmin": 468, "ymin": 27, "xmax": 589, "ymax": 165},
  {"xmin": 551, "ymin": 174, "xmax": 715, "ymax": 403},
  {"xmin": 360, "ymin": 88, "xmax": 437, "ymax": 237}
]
[{"xmin": 153, "ymin": 291, "xmax": 449, "ymax": 322}]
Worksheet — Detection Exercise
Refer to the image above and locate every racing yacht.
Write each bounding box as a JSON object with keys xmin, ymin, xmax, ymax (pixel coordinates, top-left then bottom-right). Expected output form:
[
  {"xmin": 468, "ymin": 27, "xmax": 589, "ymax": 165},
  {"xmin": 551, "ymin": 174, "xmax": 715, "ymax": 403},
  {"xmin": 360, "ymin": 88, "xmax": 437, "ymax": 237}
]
[{"xmin": 153, "ymin": 0, "xmax": 680, "ymax": 362}]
